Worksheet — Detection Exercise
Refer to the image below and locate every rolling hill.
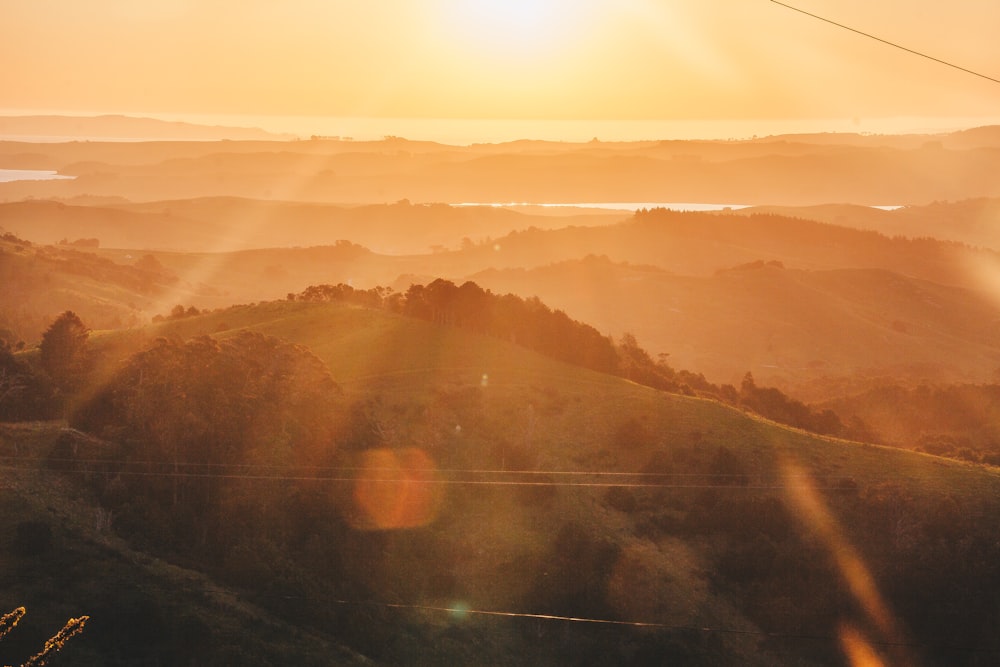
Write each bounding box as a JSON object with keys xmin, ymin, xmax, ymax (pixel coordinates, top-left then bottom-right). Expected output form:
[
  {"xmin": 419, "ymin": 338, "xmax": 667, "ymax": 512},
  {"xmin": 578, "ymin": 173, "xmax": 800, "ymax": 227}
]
[
  {"xmin": 469, "ymin": 255, "xmax": 1000, "ymax": 389},
  {"xmin": 3, "ymin": 129, "xmax": 1000, "ymax": 205},
  {"xmin": 449, "ymin": 208, "xmax": 1000, "ymax": 288},
  {"xmin": 7, "ymin": 202, "xmax": 1000, "ymax": 395},
  {"xmin": 5, "ymin": 299, "xmax": 999, "ymax": 664},
  {"xmin": 0, "ymin": 197, "xmax": 623, "ymax": 254},
  {"xmin": 0, "ymin": 114, "xmax": 292, "ymax": 142},
  {"xmin": 0, "ymin": 233, "xmax": 177, "ymax": 344},
  {"xmin": 743, "ymin": 198, "xmax": 1000, "ymax": 251}
]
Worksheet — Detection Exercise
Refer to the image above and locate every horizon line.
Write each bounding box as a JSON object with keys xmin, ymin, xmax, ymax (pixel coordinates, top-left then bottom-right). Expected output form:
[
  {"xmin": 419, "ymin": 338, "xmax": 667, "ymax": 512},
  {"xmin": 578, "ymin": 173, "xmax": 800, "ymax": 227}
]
[{"xmin": 2, "ymin": 109, "xmax": 999, "ymax": 144}]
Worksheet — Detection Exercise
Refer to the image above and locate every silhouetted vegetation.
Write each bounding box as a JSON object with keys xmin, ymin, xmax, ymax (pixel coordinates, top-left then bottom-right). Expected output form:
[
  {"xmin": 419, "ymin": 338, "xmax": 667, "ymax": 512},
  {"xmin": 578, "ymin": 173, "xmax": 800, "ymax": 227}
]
[
  {"xmin": 39, "ymin": 311, "xmax": 89, "ymax": 396},
  {"xmin": 616, "ymin": 439, "xmax": 1000, "ymax": 665},
  {"xmin": 0, "ymin": 232, "xmax": 173, "ymax": 344},
  {"xmin": 2, "ymin": 297, "xmax": 995, "ymax": 664},
  {"xmin": 70, "ymin": 331, "xmax": 359, "ymax": 557},
  {"xmin": 151, "ymin": 304, "xmax": 202, "ymax": 322},
  {"xmin": 0, "ymin": 607, "xmax": 88, "ymax": 667},
  {"xmin": 739, "ymin": 372, "xmax": 846, "ymax": 436},
  {"xmin": 289, "ymin": 280, "xmax": 856, "ymax": 439},
  {"xmin": 825, "ymin": 382, "xmax": 1000, "ymax": 464},
  {"xmin": 0, "ymin": 339, "xmax": 55, "ymax": 421}
]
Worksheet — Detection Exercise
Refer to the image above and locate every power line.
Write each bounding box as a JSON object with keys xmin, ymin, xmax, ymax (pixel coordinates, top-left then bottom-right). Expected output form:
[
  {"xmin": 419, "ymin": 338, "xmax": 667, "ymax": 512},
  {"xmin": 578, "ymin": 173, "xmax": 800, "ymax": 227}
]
[
  {"xmin": 0, "ymin": 463, "xmax": 848, "ymax": 490},
  {"xmin": 0, "ymin": 453, "xmax": 850, "ymax": 479},
  {"xmin": 3, "ymin": 572, "xmax": 996, "ymax": 655},
  {"xmin": 769, "ymin": 0, "xmax": 1000, "ymax": 85}
]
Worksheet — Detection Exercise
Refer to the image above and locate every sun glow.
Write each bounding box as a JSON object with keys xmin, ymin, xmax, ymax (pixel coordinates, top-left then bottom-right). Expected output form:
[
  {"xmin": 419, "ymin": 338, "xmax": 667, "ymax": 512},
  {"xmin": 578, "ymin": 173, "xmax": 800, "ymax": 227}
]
[
  {"xmin": 438, "ymin": 0, "xmax": 593, "ymax": 63},
  {"xmin": 449, "ymin": 0, "xmax": 564, "ymax": 47}
]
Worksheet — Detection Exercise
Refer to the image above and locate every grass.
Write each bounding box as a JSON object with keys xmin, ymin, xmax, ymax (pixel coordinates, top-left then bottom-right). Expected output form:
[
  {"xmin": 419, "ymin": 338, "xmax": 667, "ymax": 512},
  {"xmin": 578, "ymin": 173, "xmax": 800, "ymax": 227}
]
[
  {"xmin": 140, "ymin": 298, "xmax": 1000, "ymax": 498},
  {"xmin": 9, "ymin": 298, "xmax": 1000, "ymax": 664},
  {"xmin": 0, "ymin": 423, "xmax": 369, "ymax": 666}
]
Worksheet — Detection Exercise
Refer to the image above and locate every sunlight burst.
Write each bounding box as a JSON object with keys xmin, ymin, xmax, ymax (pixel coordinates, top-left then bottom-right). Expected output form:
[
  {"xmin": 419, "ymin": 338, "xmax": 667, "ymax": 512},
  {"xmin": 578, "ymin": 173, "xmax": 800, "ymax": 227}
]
[{"xmin": 438, "ymin": 0, "xmax": 591, "ymax": 63}]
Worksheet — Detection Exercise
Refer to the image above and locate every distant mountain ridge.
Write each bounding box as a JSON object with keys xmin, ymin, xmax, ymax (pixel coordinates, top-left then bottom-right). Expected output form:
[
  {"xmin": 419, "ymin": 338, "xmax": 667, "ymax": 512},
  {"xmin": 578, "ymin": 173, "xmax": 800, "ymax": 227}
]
[
  {"xmin": 3, "ymin": 125, "xmax": 1000, "ymax": 204},
  {"xmin": 0, "ymin": 114, "xmax": 293, "ymax": 141}
]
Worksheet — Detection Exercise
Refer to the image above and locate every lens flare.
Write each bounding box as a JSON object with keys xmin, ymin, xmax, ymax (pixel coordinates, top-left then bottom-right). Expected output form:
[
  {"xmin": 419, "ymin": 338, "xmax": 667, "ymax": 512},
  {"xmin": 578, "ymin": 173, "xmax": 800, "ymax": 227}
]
[
  {"xmin": 351, "ymin": 447, "xmax": 443, "ymax": 530},
  {"xmin": 782, "ymin": 461, "xmax": 913, "ymax": 665},
  {"xmin": 838, "ymin": 622, "xmax": 887, "ymax": 667}
]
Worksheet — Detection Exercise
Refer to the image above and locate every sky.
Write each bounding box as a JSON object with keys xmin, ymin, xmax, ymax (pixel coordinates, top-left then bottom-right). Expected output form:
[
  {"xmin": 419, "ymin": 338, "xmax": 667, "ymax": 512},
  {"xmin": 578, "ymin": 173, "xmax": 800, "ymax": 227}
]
[{"xmin": 2, "ymin": 0, "xmax": 999, "ymax": 139}]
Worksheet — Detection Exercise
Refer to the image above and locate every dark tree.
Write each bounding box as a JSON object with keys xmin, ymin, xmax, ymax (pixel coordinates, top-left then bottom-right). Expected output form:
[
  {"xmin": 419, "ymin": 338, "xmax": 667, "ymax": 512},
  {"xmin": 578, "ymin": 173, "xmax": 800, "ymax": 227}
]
[
  {"xmin": 70, "ymin": 331, "xmax": 358, "ymax": 556},
  {"xmin": 0, "ymin": 339, "xmax": 54, "ymax": 420},
  {"xmin": 39, "ymin": 311, "xmax": 89, "ymax": 394}
]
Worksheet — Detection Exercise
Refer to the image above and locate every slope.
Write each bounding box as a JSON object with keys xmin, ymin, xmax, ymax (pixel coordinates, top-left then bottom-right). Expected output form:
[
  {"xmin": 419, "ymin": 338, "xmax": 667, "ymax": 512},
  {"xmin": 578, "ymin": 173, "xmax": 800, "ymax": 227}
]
[
  {"xmin": 0, "ymin": 233, "xmax": 177, "ymax": 344},
  {"xmin": 744, "ymin": 198, "xmax": 1000, "ymax": 252},
  {"xmin": 468, "ymin": 256, "xmax": 1000, "ymax": 388},
  {"xmin": 450, "ymin": 208, "xmax": 1000, "ymax": 290},
  {"xmin": 0, "ymin": 197, "xmax": 622, "ymax": 254},
  {"xmin": 6, "ymin": 299, "xmax": 1000, "ymax": 663},
  {"xmin": 111, "ymin": 299, "xmax": 1000, "ymax": 665},
  {"xmin": 0, "ymin": 423, "xmax": 372, "ymax": 666}
]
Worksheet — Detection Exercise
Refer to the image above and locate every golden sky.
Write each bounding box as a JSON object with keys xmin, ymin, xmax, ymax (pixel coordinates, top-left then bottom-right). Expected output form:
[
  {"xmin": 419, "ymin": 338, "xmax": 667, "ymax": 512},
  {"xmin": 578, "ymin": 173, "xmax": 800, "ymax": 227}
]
[{"xmin": 3, "ymin": 0, "xmax": 998, "ymax": 128}]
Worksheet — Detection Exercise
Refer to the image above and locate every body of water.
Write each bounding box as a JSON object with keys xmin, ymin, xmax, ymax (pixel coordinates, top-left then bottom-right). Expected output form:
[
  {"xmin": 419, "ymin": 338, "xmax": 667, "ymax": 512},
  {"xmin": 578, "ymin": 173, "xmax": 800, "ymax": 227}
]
[
  {"xmin": 456, "ymin": 202, "xmax": 903, "ymax": 212},
  {"xmin": 0, "ymin": 169, "xmax": 75, "ymax": 183},
  {"xmin": 456, "ymin": 202, "xmax": 751, "ymax": 212}
]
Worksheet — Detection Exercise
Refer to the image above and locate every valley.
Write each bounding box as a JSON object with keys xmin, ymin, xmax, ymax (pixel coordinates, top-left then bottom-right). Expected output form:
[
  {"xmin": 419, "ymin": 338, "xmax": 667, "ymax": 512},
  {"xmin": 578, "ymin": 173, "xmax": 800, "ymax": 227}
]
[{"xmin": 3, "ymin": 125, "xmax": 1000, "ymax": 665}]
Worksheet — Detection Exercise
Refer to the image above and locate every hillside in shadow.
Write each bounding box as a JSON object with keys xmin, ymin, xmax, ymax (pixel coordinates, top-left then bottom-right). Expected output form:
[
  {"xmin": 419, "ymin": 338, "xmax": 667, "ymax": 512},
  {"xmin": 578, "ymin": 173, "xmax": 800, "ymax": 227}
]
[{"xmin": 4, "ymin": 300, "xmax": 1000, "ymax": 664}]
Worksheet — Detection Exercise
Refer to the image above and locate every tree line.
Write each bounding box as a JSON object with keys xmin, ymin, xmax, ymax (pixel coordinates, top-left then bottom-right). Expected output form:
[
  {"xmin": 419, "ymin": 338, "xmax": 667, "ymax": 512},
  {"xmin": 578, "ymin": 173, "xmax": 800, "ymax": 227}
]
[
  {"xmin": 2, "ymin": 290, "xmax": 864, "ymax": 443},
  {"xmin": 289, "ymin": 280, "xmax": 861, "ymax": 440}
]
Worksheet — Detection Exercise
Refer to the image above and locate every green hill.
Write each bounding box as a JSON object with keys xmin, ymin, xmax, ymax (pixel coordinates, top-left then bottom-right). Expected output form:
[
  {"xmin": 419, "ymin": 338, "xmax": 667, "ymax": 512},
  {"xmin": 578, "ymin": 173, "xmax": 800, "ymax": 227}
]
[
  {"xmin": 469, "ymin": 255, "xmax": 1000, "ymax": 389},
  {"xmin": 4, "ymin": 299, "xmax": 1000, "ymax": 665},
  {"xmin": 0, "ymin": 233, "xmax": 177, "ymax": 345}
]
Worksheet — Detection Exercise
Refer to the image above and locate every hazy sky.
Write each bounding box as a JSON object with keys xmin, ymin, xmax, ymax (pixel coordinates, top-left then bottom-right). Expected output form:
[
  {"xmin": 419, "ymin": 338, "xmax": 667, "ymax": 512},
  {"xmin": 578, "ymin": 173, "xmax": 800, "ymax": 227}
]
[{"xmin": 3, "ymin": 0, "xmax": 998, "ymax": 131}]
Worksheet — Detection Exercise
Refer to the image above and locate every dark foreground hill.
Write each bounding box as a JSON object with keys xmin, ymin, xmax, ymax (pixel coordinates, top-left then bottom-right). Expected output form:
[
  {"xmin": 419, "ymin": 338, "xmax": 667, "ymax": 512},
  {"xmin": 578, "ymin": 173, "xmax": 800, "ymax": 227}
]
[{"xmin": 3, "ymin": 300, "xmax": 1000, "ymax": 665}]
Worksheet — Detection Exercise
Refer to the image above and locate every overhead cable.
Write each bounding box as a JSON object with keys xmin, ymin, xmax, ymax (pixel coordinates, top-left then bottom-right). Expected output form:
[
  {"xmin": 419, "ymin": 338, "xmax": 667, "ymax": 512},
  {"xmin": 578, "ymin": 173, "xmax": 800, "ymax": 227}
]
[{"xmin": 769, "ymin": 0, "xmax": 1000, "ymax": 85}]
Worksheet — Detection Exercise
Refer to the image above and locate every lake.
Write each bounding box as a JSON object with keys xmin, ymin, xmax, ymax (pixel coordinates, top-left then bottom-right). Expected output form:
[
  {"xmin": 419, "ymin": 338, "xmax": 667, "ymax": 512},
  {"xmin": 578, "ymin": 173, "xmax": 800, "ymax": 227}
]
[
  {"xmin": 455, "ymin": 202, "xmax": 903, "ymax": 212},
  {"xmin": 0, "ymin": 169, "xmax": 76, "ymax": 183},
  {"xmin": 455, "ymin": 202, "xmax": 751, "ymax": 212}
]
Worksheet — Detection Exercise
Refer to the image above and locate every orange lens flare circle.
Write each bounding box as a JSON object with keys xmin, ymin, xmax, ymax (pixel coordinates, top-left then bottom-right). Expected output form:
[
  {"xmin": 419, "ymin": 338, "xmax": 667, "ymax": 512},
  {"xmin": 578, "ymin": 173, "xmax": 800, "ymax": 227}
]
[{"xmin": 352, "ymin": 448, "xmax": 443, "ymax": 530}]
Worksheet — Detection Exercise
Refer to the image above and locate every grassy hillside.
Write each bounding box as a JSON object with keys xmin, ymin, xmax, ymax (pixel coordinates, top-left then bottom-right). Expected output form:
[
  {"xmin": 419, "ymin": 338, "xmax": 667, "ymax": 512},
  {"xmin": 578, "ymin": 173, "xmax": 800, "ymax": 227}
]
[
  {"xmin": 7, "ymin": 204, "xmax": 1000, "ymax": 381},
  {"xmin": 0, "ymin": 233, "xmax": 176, "ymax": 344},
  {"xmin": 469, "ymin": 255, "xmax": 1000, "ymax": 388},
  {"xmin": 137, "ymin": 302, "xmax": 1000, "ymax": 661},
  {"xmin": 5, "ymin": 299, "xmax": 1000, "ymax": 664},
  {"xmin": 151, "ymin": 300, "xmax": 1000, "ymax": 488},
  {"xmin": 0, "ymin": 423, "xmax": 370, "ymax": 666}
]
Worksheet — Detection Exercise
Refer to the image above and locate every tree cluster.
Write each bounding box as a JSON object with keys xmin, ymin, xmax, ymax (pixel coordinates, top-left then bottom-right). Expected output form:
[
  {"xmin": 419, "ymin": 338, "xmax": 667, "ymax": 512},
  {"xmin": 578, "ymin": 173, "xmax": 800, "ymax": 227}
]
[
  {"xmin": 0, "ymin": 311, "xmax": 91, "ymax": 420},
  {"xmin": 69, "ymin": 331, "xmax": 358, "ymax": 559},
  {"xmin": 0, "ymin": 339, "xmax": 54, "ymax": 421},
  {"xmin": 738, "ymin": 372, "xmax": 845, "ymax": 437},
  {"xmin": 287, "ymin": 280, "xmax": 855, "ymax": 439},
  {"xmin": 399, "ymin": 279, "xmax": 620, "ymax": 374},
  {"xmin": 151, "ymin": 304, "xmax": 203, "ymax": 322}
]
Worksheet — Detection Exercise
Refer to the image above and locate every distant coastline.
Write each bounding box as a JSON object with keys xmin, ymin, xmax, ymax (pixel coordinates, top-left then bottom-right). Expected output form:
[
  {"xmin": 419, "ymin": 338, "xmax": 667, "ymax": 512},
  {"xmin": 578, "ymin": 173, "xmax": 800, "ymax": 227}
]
[
  {"xmin": 3, "ymin": 111, "xmax": 1000, "ymax": 145},
  {"xmin": 143, "ymin": 113, "xmax": 1000, "ymax": 144},
  {"xmin": 0, "ymin": 169, "xmax": 75, "ymax": 183}
]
